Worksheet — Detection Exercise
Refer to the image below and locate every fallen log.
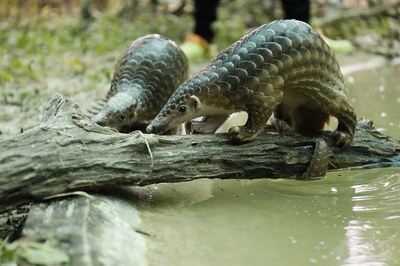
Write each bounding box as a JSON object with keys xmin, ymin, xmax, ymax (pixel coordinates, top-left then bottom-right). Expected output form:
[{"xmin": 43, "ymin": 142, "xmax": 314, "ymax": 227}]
[
  {"xmin": 0, "ymin": 95, "xmax": 399, "ymax": 212},
  {"xmin": 20, "ymin": 191, "xmax": 147, "ymax": 266}
]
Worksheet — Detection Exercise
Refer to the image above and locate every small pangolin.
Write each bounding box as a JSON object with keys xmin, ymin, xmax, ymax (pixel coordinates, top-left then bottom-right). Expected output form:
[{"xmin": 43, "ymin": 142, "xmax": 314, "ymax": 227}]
[
  {"xmin": 146, "ymin": 20, "xmax": 357, "ymax": 148},
  {"xmin": 91, "ymin": 34, "xmax": 188, "ymax": 132}
]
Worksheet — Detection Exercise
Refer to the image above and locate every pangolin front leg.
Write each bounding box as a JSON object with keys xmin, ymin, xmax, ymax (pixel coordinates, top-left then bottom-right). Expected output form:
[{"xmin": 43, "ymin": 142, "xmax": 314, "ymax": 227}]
[{"xmin": 229, "ymin": 91, "xmax": 283, "ymax": 142}]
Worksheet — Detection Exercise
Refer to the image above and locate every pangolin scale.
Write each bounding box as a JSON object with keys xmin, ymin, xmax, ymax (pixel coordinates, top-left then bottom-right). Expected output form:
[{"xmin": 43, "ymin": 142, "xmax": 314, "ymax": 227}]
[
  {"xmin": 147, "ymin": 20, "xmax": 357, "ymax": 148},
  {"xmin": 91, "ymin": 34, "xmax": 188, "ymax": 132}
]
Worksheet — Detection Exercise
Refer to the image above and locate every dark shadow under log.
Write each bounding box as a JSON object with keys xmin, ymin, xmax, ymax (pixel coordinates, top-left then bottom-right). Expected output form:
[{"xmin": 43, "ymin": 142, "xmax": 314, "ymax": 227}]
[{"xmin": 0, "ymin": 95, "xmax": 399, "ymax": 212}]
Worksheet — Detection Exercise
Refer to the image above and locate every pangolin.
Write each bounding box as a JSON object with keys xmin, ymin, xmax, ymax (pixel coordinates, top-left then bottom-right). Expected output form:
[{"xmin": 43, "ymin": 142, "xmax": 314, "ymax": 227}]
[
  {"xmin": 146, "ymin": 20, "xmax": 357, "ymax": 148},
  {"xmin": 91, "ymin": 34, "xmax": 188, "ymax": 133}
]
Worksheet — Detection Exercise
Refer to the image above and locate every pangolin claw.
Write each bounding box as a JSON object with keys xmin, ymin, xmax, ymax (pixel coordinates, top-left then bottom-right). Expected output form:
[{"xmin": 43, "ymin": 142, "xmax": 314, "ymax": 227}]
[{"xmin": 332, "ymin": 130, "xmax": 352, "ymax": 149}]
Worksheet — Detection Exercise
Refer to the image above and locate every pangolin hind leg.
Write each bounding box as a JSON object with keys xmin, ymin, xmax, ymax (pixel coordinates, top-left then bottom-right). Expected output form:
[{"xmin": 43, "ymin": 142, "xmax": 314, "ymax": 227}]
[
  {"xmin": 270, "ymin": 117, "xmax": 293, "ymax": 133},
  {"xmin": 271, "ymin": 104, "xmax": 296, "ymax": 133},
  {"xmin": 290, "ymin": 87, "xmax": 356, "ymax": 149},
  {"xmin": 271, "ymin": 99, "xmax": 330, "ymax": 135},
  {"xmin": 332, "ymin": 105, "xmax": 357, "ymax": 148},
  {"xmin": 270, "ymin": 106, "xmax": 294, "ymax": 133},
  {"xmin": 292, "ymin": 106, "xmax": 330, "ymax": 134}
]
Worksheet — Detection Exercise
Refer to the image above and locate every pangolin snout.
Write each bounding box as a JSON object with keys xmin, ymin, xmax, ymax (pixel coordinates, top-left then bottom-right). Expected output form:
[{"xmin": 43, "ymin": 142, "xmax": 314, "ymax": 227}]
[
  {"xmin": 146, "ymin": 125, "xmax": 154, "ymax": 133},
  {"xmin": 146, "ymin": 119, "xmax": 168, "ymax": 134},
  {"xmin": 91, "ymin": 114, "xmax": 106, "ymax": 126}
]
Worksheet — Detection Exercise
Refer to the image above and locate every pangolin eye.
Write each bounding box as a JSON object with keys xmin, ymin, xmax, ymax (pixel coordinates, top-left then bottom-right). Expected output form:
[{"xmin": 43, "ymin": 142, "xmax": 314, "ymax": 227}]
[
  {"xmin": 178, "ymin": 105, "xmax": 187, "ymax": 113},
  {"xmin": 119, "ymin": 114, "xmax": 127, "ymax": 121}
]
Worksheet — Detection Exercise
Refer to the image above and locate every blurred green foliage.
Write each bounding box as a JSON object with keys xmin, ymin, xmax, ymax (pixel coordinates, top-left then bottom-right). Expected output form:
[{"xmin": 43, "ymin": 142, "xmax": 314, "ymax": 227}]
[
  {"xmin": 0, "ymin": 4, "xmax": 193, "ymax": 107},
  {"xmin": 0, "ymin": 0, "xmax": 277, "ymax": 105},
  {"xmin": 0, "ymin": 238, "xmax": 69, "ymax": 265}
]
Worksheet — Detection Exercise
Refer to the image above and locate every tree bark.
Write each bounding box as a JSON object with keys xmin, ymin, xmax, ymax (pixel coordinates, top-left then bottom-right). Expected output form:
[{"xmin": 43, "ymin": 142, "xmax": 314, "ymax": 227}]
[
  {"xmin": 0, "ymin": 95, "xmax": 399, "ymax": 212},
  {"xmin": 0, "ymin": 204, "xmax": 30, "ymax": 240},
  {"xmin": 20, "ymin": 191, "xmax": 147, "ymax": 266}
]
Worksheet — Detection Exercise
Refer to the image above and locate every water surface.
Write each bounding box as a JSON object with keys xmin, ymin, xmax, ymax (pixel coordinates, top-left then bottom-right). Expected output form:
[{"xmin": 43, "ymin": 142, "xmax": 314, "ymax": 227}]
[{"xmin": 139, "ymin": 168, "xmax": 399, "ymax": 266}]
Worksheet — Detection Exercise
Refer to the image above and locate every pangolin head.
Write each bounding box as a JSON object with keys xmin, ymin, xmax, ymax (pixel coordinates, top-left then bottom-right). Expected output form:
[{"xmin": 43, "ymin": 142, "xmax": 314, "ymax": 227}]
[
  {"xmin": 91, "ymin": 92, "xmax": 137, "ymax": 128},
  {"xmin": 146, "ymin": 92, "xmax": 201, "ymax": 134}
]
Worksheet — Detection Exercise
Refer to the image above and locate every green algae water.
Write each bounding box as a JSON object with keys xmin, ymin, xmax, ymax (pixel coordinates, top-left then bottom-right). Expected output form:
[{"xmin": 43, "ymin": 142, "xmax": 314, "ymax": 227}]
[
  {"xmin": 344, "ymin": 57, "xmax": 400, "ymax": 139},
  {"xmin": 137, "ymin": 57, "xmax": 400, "ymax": 265},
  {"xmin": 139, "ymin": 169, "xmax": 399, "ymax": 266}
]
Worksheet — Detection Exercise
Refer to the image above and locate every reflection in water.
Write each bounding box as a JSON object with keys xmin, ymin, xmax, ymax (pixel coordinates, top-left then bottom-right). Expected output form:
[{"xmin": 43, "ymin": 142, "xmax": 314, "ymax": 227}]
[
  {"xmin": 138, "ymin": 169, "xmax": 400, "ymax": 266},
  {"xmin": 344, "ymin": 171, "xmax": 400, "ymax": 266},
  {"xmin": 345, "ymin": 220, "xmax": 384, "ymax": 266}
]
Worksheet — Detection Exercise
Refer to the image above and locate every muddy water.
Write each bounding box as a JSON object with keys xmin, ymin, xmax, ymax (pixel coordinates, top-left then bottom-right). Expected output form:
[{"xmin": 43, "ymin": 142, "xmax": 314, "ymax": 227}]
[
  {"xmin": 344, "ymin": 56, "xmax": 400, "ymax": 139},
  {"xmin": 139, "ymin": 168, "xmax": 399, "ymax": 266},
  {"xmin": 136, "ymin": 55, "xmax": 400, "ymax": 266}
]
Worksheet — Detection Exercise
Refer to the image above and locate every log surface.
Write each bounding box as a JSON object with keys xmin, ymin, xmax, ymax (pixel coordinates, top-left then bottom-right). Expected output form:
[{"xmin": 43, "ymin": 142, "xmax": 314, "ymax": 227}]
[
  {"xmin": 0, "ymin": 95, "xmax": 399, "ymax": 212},
  {"xmin": 21, "ymin": 192, "xmax": 146, "ymax": 266}
]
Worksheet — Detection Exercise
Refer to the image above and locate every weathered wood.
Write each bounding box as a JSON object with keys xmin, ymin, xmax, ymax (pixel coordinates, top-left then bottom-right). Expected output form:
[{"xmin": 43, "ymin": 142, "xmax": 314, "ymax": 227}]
[
  {"xmin": 0, "ymin": 204, "xmax": 30, "ymax": 240},
  {"xmin": 21, "ymin": 191, "xmax": 147, "ymax": 266},
  {"xmin": 0, "ymin": 95, "xmax": 399, "ymax": 212}
]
